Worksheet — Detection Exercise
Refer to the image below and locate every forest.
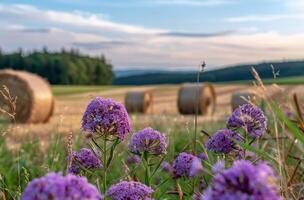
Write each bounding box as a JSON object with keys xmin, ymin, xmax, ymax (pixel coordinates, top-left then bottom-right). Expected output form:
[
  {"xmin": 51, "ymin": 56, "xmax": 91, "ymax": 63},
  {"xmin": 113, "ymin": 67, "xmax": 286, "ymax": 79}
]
[{"xmin": 0, "ymin": 48, "xmax": 114, "ymax": 85}]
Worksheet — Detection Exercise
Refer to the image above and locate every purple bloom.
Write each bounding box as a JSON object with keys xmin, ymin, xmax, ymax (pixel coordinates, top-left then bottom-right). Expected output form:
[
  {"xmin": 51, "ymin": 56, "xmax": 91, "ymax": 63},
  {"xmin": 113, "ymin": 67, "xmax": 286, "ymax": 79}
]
[
  {"xmin": 227, "ymin": 104, "xmax": 267, "ymax": 138},
  {"xmin": 172, "ymin": 152, "xmax": 202, "ymax": 178},
  {"xmin": 128, "ymin": 127, "xmax": 167, "ymax": 155},
  {"xmin": 205, "ymin": 129, "xmax": 242, "ymax": 154},
  {"xmin": 126, "ymin": 155, "xmax": 141, "ymax": 165},
  {"xmin": 211, "ymin": 160, "xmax": 225, "ymax": 174},
  {"xmin": 107, "ymin": 181, "xmax": 154, "ymax": 200},
  {"xmin": 68, "ymin": 148, "xmax": 102, "ymax": 174},
  {"xmin": 21, "ymin": 173, "xmax": 102, "ymax": 200},
  {"xmin": 161, "ymin": 161, "xmax": 173, "ymax": 173},
  {"xmin": 202, "ymin": 160, "xmax": 281, "ymax": 200},
  {"xmin": 82, "ymin": 97, "xmax": 131, "ymax": 140},
  {"xmin": 197, "ymin": 153, "xmax": 208, "ymax": 160}
]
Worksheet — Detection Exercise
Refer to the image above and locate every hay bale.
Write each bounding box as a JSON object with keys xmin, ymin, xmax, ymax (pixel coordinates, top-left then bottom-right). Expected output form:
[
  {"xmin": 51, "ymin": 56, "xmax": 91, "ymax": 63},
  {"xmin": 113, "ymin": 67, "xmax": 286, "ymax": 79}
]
[
  {"xmin": 177, "ymin": 83, "xmax": 216, "ymax": 115},
  {"xmin": 231, "ymin": 91, "xmax": 257, "ymax": 111},
  {"xmin": 125, "ymin": 91, "xmax": 153, "ymax": 114},
  {"xmin": 0, "ymin": 69, "xmax": 54, "ymax": 123}
]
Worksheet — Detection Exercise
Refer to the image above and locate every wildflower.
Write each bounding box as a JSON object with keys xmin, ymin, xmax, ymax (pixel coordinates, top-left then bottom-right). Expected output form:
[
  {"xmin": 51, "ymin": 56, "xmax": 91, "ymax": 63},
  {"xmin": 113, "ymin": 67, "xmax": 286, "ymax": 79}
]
[
  {"xmin": 172, "ymin": 152, "xmax": 202, "ymax": 178},
  {"xmin": 211, "ymin": 160, "xmax": 225, "ymax": 174},
  {"xmin": 68, "ymin": 148, "xmax": 102, "ymax": 174},
  {"xmin": 107, "ymin": 181, "xmax": 154, "ymax": 200},
  {"xmin": 197, "ymin": 153, "xmax": 208, "ymax": 160},
  {"xmin": 205, "ymin": 129, "xmax": 242, "ymax": 154},
  {"xmin": 227, "ymin": 104, "xmax": 267, "ymax": 138},
  {"xmin": 125, "ymin": 155, "xmax": 141, "ymax": 165},
  {"xmin": 128, "ymin": 127, "xmax": 167, "ymax": 155},
  {"xmin": 21, "ymin": 173, "xmax": 102, "ymax": 200},
  {"xmin": 161, "ymin": 161, "xmax": 173, "ymax": 173},
  {"xmin": 201, "ymin": 160, "xmax": 281, "ymax": 200},
  {"xmin": 82, "ymin": 97, "xmax": 131, "ymax": 140}
]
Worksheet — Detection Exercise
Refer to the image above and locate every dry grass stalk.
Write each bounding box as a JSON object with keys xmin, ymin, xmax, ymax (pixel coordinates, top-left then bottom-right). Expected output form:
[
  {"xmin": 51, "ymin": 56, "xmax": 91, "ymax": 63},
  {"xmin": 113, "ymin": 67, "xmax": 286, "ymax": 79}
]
[{"xmin": 0, "ymin": 85, "xmax": 17, "ymax": 120}]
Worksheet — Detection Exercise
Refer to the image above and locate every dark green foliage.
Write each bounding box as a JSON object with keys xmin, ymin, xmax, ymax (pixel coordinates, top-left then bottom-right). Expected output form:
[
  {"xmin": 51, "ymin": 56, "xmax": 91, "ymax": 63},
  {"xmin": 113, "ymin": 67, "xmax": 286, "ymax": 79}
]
[
  {"xmin": 0, "ymin": 48, "xmax": 114, "ymax": 85},
  {"xmin": 114, "ymin": 60, "xmax": 304, "ymax": 85}
]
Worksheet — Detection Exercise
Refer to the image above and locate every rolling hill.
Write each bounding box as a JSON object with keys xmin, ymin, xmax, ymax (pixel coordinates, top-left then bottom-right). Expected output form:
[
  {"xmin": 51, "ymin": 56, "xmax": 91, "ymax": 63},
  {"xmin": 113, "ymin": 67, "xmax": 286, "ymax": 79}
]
[{"xmin": 113, "ymin": 60, "xmax": 304, "ymax": 85}]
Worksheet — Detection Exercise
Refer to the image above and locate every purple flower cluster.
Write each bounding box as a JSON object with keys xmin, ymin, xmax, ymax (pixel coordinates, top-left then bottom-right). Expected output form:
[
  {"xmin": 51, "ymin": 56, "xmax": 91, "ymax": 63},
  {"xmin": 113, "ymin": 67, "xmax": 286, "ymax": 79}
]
[
  {"xmin": 21, "ymin": 173, "xmax": 102, "ymax": 200},
  {"xmin": 125, "ymin": 155, "xmax": 141, "ymax": 165},
  {"xmin": 82, "ymin": 97, "xmax": 131, "ymax": 140},
  {"xmin": 227, "ymin": 104, "xmax": 267, "ymax": 138},
  {"xmin": 202, "ymin": 160, "xmax": 281, "ymax": 200},
  {"xmin": 68, "ymin": 148, "xmax": 102, "ymax": 174},
  {"xmin": 205, "ymin": 129, "xmax": 242, "ymax": 154},
  {"xmin": 172, "ymin": 152, "xmax": 202, "ymax": 178},
  {"xmin": 107, "ymin": 181, "xmax": 154, "ymax": 200},
  {"xmin": 128, "ymin": 127, "xmax": 167, "ymax": 155}
]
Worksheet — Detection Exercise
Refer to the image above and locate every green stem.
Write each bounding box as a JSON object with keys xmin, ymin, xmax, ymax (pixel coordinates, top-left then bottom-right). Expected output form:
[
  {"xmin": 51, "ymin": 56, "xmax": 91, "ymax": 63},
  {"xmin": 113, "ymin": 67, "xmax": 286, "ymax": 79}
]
[
  {"xmin": 194, "ymin": 69, "xmax": 200, "ymax": 155},
  {"xmin": 103, "ymin": 135, "xmax": 107, "ymax": 194},
  {"xmin": 106, "ymin": 138, "xmax": 120, "ymax": 167},
  {"xmin": 143, "ymin": 152, "xmax": 151, "ymax": 186}
]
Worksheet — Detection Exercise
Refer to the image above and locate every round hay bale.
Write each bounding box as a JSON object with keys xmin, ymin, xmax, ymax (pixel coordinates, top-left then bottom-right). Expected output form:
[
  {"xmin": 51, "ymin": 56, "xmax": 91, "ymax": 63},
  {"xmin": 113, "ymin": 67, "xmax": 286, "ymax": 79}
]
[
  {"xmin": 177, "ymin": 83, "xmax": 216, "ymax": 115},
  {"xmin": 231, "ymin": 91, "xmax": 257, "ymax": 111},
  {"xmin": 125, "ymin": 91, "xmax": 153, "ymax": 114},
  {"xmin": 0, "ymin": 69, "xmax": 54, "ymax": 123}
]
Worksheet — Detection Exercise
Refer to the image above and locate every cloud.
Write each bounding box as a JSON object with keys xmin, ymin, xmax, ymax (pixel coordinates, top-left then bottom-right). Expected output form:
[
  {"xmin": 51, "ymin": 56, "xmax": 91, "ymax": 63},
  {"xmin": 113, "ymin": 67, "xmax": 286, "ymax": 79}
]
[
  {"xmin": 0, "ymin": 3, "xmax": 166, "ymax": 35},
  {"xmin": 0, "ymin": 3, "xmax": 237, "ymax": 38},
  {"xmin": 159, "ymin": 30, "xmax": 235, "ymax": 38},
  {"xmin": 95, "ymin": 0, "xmax": 233, "ymax": 7},
  {"xmin": 286, "ymin": 0, "xmax": 304, "ymax": 11},
  {"xmin": 141, "ymin": 0, "xmax": 233, "ymax": 6},
  {"xmin": 227, "ymin": 14, "xmax": 304, "ymax": 23},
  {"xmin": 73, "ymin": 40, "xmax": 135, "ymax": 50}
]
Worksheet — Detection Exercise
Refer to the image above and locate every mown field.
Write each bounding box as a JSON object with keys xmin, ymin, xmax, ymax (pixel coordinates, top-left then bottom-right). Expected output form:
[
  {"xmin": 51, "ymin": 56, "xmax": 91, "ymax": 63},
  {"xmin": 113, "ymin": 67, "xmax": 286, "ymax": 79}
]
[{"xmin": 1, "ymin": 82, "xmax": 304, "ymax": 199}]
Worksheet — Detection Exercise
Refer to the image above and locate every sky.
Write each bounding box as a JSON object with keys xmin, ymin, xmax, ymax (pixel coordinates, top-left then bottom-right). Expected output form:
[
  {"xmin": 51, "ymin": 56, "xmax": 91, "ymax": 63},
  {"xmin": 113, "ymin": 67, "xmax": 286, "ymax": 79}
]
[{"xmin": 1, "ymin": 0, "xmax": 304, "ymax": 70}]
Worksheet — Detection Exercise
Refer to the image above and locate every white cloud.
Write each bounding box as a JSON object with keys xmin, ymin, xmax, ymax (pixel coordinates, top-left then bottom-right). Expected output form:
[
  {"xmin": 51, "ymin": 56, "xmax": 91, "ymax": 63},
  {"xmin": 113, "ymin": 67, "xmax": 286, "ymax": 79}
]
[
  {"xmin": 227, "ymin": 14, "xmax": 304, "ymax": 22},
  {"xmin": 286, "ymin": 0, "xmax": 304, "ymax": 11},
  {"xmin": 90, "ymin": 0, "xmax": 233, "ymax": 7},
  {"xmin": 0, "ymin": 3, "xmax": 166, "ymax": 35},
  {"xmin": 143, "ymin": 0, "xmax": 233, "ymax": 6}
]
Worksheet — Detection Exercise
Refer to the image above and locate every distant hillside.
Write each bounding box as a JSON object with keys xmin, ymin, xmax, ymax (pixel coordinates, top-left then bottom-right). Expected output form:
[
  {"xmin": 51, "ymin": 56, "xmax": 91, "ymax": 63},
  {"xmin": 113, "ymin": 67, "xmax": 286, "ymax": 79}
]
[{"xmin": 114, "ymin": 60, "xmax": 304, "ymax": 85}]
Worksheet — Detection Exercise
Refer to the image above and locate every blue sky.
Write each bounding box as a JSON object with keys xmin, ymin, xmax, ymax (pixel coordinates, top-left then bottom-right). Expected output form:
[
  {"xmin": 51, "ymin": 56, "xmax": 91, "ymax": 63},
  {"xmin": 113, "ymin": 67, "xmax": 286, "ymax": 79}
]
[{"xmin": 1, "ymin": 0, "xmax": 304, "ymax": 70}]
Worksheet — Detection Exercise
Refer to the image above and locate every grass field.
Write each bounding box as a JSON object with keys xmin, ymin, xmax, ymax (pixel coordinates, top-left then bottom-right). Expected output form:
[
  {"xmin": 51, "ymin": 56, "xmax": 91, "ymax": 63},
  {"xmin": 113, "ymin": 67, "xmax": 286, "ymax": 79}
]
[
  {"xmin": 52, "ymin": 85, "xmax": 128, "ymax": 96},
  {"xmin": 1, "ymin": 82, "xmax": 304, "ymax": 199}
]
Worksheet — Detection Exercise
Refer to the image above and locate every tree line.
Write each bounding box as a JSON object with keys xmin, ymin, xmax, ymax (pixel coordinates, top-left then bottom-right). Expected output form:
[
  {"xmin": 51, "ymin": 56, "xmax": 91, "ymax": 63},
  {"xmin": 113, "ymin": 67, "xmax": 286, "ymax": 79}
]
[{"xmin": 0, "ymin": 48, "xmax": 114, "ymax": 85}]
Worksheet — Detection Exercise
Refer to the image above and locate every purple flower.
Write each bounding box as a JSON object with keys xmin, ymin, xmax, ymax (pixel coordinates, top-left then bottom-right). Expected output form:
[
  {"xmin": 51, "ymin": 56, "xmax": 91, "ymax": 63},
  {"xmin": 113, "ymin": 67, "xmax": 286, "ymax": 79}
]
[
  {"xmin": 82, "ymin": 97, "xmax": 131, "ymax": 140},
  {"xmin": 161, "ymin": 161, "xmax": 173, "ymax": 173},
  {"xmin": 205, "ymin": 129, "xmax": 242, "ymax": 154},
  {"xmin": 202, "ymin": 160, "xmax": 281, "ymax": 200},
  {"xmin": 107, "ymin": 181, "xmax": 154, "ymax": 200},
  {"xmin": 172, "ymin": 152, "xmax": 202, "ymax": 178},
  {"xmin": 126, "ymin": 155, "xmax": 141, "ymax": 165},
  {"xmin": 227, "ymin": 104, "xmax": 267, "ymax": 138},
  {"xmin": 211, "ymin": 160, "xmax": 225, "ymax": 174},
  {"xmin": 128, "ymin": 127, "xmax": 167, "ymax": 155},
  {"xmin": 68, "ymin": 148, "xmax": 102, "ymax": 174},
  {"xmin": 21, "ymin": 173, "xmax": 102, "ymax": 200},
  {"xmin": 197, "ymin": 153, "xmax": 208, "ymax": 160}
]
